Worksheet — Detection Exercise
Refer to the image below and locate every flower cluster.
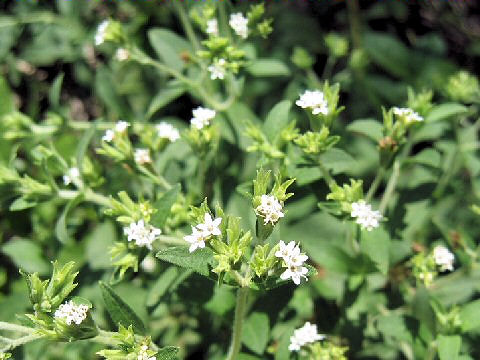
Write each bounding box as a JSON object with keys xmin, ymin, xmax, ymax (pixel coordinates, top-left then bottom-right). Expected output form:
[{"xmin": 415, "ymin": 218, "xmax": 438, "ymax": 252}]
[
  {"xmin": 184, "ymin": 213, "xmax": 222, "ymax": 253},
  {"xmin": 433, "ymin": 245, "xmax": 454, "ymax": 272},
  {"xmin": 115, "ymin": 48, "xmax": 130, "ymax": 61},
  {"xmin": 229, "ymin": 13, "xmax": 249, "ymax": 39},
  {"xmin": 206, "ymin": 19, "xmax": 219, "ymax": 36},
  {"xmin": 95, "ymin": 20, "xmax": 109, "ymax": 46},
  {"xmin": 123, "ymin": 220, "xmax": 161, "ymax": 250},
  {"xmin": 289, "ymin": 322, "xmax": 325, "ymax": 352},
  {"xmin": 63, "ymin": 167, "xmax": 80, "ymax": 186},
  {"xmin": 134, "ymin": 148, "xmax": 151, "ymax": 165},
  {"xmin": 275, "ymin": 240, "xmax": 309, "ymax": 285},
  {"xmin": 137, "ymin": 343, "xmax": 156, "ymax": 360},
  {"xmin": 350, "ymin": 200, "xmax": 382, "ymax": 231},
  {"xmin": 255, "ymin": 194, "xmax": 284, "ymax": 225},
  {"xmin": 54, "ymin": 300, "xmax": 89, "ymax": 326},
  {"xmin": 392, "ymin": 107, "xmax": 424, "ymax": 124},
  {"xmin": 156, "ymin": 122, "xmax": 180, "ymax": 142},
  {"xmin": 102, "ymin": 121, "xmax": 130, "ymax": 142},
  {"xmin": 208, "ymin": 58, "xmax": 227, "ymax": 80},
  {"xmin": 190, "ymin": 107, "xmax": 216, "ymax": 129},
  {"xmin": 296, "ymin": 90, "xmax": 329, "ymax": 116}
]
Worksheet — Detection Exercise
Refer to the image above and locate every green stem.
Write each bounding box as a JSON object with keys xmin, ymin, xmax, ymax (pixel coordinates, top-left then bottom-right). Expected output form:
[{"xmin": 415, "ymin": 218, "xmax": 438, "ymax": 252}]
[
  {"xmin": 0, "ymin": 322, "xmax": 34, "ymax": 334},
  {"xmin": 347, "ymin": 0, "xmax": 362, "ymax": 50},
  {"xmin": 58, "ymin": 189, "xmax": 111, "ymax": 207},
  {"xmin": 96, "ymin": 329, "xmax": 159, "ymax": 351},
  {"xmin": 365, "ymin": 166, "xmax": 386, "ymax": 202},
  {"xmin": 0, "ymin": 333, "xmax": 42, "ymax": 352},
  {"xmin": 379, "ymin": 161, "xmax": 400, "ymax": 213},
  {"xmin": 218, "ymin": 1, "xmax": 232, "ymax": 41},
  {"xmin": 173, "ymin": 1, "xmax": 201, "ymax": 52},
  {"xmin": 137, "ymin": 166, "xmax": 172, "ymax": 190},
  {"xmin": 226, "ymin": 287, "xmax": 249, "ymax": 360},
  {"xmin": 318, "ymin": 159, "xmax": 337, "ymax": 190},
  {"xmin": 321, "ymin": 56, "xmax": 336, "ymax": 80}
]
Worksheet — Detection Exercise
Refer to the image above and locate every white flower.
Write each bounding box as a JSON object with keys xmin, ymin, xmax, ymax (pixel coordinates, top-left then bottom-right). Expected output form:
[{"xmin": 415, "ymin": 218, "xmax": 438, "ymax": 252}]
[
  {"xmin": 392, "ymin": 107, "xmax": 424, "ymax": 124},
  {"xmin": 289, "ymin": 322, "xmax": 325, "ymax": 352},
  {"xmin": 255, "ymin": 195, "xmax": 284, "ymax": 225},
  {"xmin": 229, "ymin": 13, "xmax": 248, "ymax": 39},
  {"xmin": 184, "ymin": 226, "xmax": 208, "ymax": 253},
  {"xmin": 115, "ymin": 121, "xmax": 130, "ymax": 133},
  {"xmin": 275, "ymin": 240, "xmax": 308, "ymax": 266},
  {"xmin": 134, "ymin": 148, "xmax": 151, "ymax": 165},
  {"xmin": 191, "ymin": 106, "xmax": 216, "ymax": 129},
  {"xmin": 280, "ymin": 263, "xmax": 309, "ymax": 285},
  {"xmin": 54, "ymin": 300, "xmax": 89, "ymax": 325},
  {"xmin": 102, "ymin": 129, "xmax": 115, "ymax": 142},
  {"xmin": 140, "ymin": 255, "xmax": 156, "ymax": 273},
  {"xmin": 196, "ymin": 213, "xmax": 222, "ymax": 237},
  {"xmin": 350, "ymin": 200, "xmax": 382, "ymax": 231},
  {"xmin": 275, "ymin": 240, "xmax": 297, "ymax": 260},
  {"xmin": 156, "ymin": 122, "xmax": 180, "ymax": 142},
  {"xmin": 63, "ymin": 167, "xmax": 80, "ymax": 186},
  {"xmin": 115, "ymin": 48, "xmax": 130, "ymax": 61},
  {"xmin": 296, "ymin": 90, "xmax": 329, "ymax": 115},
  {"xmin": 123, "ymin": 220, "xmax": 161, "ymax": 250},
  {"xmin": 433, "ymin": 245, "xmax": 454, "ymax": 272},
  {"xmin": 206, "ymin": 19, "xmax": 219, "ymax": 36},
  {"xmin": 208, "ymin": 58, "xmax": 227, "ymax": 80},
  {"xmin": 137, "ymin": 344, "xmax": 156, "ymax": 360},
  {"xmin": 95, "ymin": 20, "xmax": 109, "ymax": 46}
]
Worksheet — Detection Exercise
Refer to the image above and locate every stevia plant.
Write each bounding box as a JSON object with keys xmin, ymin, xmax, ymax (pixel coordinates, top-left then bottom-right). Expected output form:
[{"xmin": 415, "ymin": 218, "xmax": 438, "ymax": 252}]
[{"xmin": 1, "ymin": 1, "xmax": 480, "ymax": 359}]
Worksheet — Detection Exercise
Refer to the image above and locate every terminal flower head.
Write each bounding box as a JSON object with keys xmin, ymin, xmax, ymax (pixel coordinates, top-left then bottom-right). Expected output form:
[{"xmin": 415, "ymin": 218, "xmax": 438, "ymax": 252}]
[
  {"xmin": 255, "ymin": 195, "xmax": 284, "ymax": 225},
  {"xmin": 208, "ymin": 58, "xmax": 227, "ymax": 80},
  {"xmin": 115, "ymin": 121, "xmax": 130, "ymax": 133},
  {"xmin": 289, "ymin": 322, "xmax": 325, "ymax": 352},
  {"xmin": 63, "ymin": 167, "xmax": 80, "ymax": 186},
  {"xmin": 134, "ymin": 148, "xmax": 151, "ymax": 165},
  {"xmin": 191, "ymin": 107, "xmax": 216, "ymax": 129},
  {"xmin": 196, "ymin": 213, "xmax": 222, "ymax": 237},
  {"xmin": 95, "ymin": 20, "xmax": 110, "ymax": 46},
  {"xmin": 115, "ymin": 48, "xmax": 130, "ymax": 61},
  {"xmin": 102, "ymin": 129, "xmax": 115, "ymax": 142},
  {"xmin": 156, "ymin": 122, "xmax": 180, "ymax": 142},
  {"xmin": 54, "ymin": 300, "xmax": 89, "ymax": 326},
  {"xmin": 296, "ymin": 90, "xmax": 329, "ymax": 115},
  {"xmin": 184, "ymin": 226, "xmax": 208, "ymax": 253},
  {"xmin": 229, "ymin": 13, "xmax": 248, "ymax": 39},
  {"xmin": 206, "ymin": 19, "xmax": 219, "ymax": 36},
  {"xmin": 392, "ymin": 107, "xmax": 424, "ymax": 124},
  {"xmin": 433, "ymin": 245, "xmax": 454, "ymax": 272},
  {"xmin": 350, "ymin": 200, "xmax": 382, "ymax": 231},
  {"xmin": 123, "ymin": 220, "xmax": 161, "ymax": 250}
]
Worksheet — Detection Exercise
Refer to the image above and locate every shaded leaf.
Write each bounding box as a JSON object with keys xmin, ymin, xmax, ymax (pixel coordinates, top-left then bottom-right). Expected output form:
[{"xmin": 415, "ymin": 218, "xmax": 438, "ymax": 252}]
[{"xmin": 156, "ymin": 246, "xmax": 215, "ymax": 277}]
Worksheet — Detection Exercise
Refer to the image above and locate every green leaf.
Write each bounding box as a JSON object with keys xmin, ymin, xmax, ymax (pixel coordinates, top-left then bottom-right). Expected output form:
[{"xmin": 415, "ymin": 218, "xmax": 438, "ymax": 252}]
[
  {"xmin": 347, "ymin": 118, "xmax": 383, "ymax": 142},
  {"xmin": 156, "ymin": 246, "xmax": 215, "ymax": 277},
  {"xmin": 319, "ymin": 148, "xmax": 356, "ymax": 174},
  {"xmin": 437, "ymin": 335, "xmax": 461, "ymax": 360},
  {"xmin": 246, "ymin": 59, "xmax": 290, "ymax": 77},
  {"xmin": 425, "ymin": 103, "xmax": 468, "ymax": 123},
  {"xmin": 242, "ymin": 312, "xmax": 269, "ymax": 355},
  {"xmin": 2, "ymin": 238, "xmax": 49, "ymax": 275},
  {"xmin": 76, "ymin": 122, "xmax": 96, "ymax": 174},
  {"xmin": 0, "ymin": 75, "xmax": 15, "ymax": 116},
  {"xmin": 150, "ymin": 184, "xmax": 181, "ymax": 228},
  {"xmin": 146, "ymin": 266, "xmax": 178, "ymax": 307},
  {"xmin": 9, "ymin": 197, "xmax": 37, "ymax": 211},
  {"xmin": 156, "ymin": 346, "xmax": 179, "ymax": 360},
  {"xmin": 85, "ymin": 222, "xmax": 116, "ymax": 270},
  {"xmin": 148, "ymin": 28, "xmax": 192, "ymax": 72},
  {"xmin": 204, "ymin": 286, "xmax": 236, "ymax": 316},
  {"xmin": 263, "ymin": 100, "xmax": 292, "ymax": 142},
  {"xmin": 99, "ymin": 281, "xmax": 146, "ymax": 335},
  {"xmin": 55, "ymin": 193, "xmax": 84, "ymax": 244},
  {"xmin": 146, "ymin": 83, "xmax": 185, "ymax": 119},
  {"xmin": 460, "ymin": 299, "xmax": 480, "ymax": 332},
  {"xmin": 409, "ymin": 148, "xmax": 442, "ymax": 168},
  {"xmin": 360, "ymin": 227, "xmax": 390, "ymax": 274},
  {"xmin": 49, "ymin": 73, "xmax": 64, "ymax": 108}
]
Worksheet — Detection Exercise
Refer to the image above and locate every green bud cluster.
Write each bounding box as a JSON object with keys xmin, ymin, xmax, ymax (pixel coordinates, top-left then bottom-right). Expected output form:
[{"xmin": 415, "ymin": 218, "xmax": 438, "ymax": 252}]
[
  {"xmin": 97, "ymin": 325, "xmax": 157, "ymax": 360},
  {"xmin": 105, "ymin": 191, "xmax": 154, "ymax": 224},
  {"xmin": 183, "ymin": 123, "xmax": 220, "ymax": 159},
  {"xmin": 410, "ymin": 251, "xmax": 437, "ymax": 287},
  {"xmin": 308, "ymin": 339, "xmax": 349, "ymax": 360},
  {"xmin": 325, "ymin": 33, "xmax": 349, "ymax": 58},
  {"xmin": 294, "ymin": 127, "xmax": 340, "ymax": 155},
  {"xmin": 445, "ymin": 71, "xmax": 480, "ymax": 104},
  {"xmin": 291, "ymin": 47, "xmax": 315, "ymax": 69},
  {"xmin": 326, "ymin": 179, "xmax": 364, "ymax": 214}
]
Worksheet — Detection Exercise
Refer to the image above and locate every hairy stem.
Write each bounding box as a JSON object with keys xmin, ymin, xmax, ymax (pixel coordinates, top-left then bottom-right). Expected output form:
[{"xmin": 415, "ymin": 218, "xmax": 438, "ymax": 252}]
[
  {"xmin": 226, "ymin": 287, "xmax": 249, "ymax": 360},
  {"xmin": 173, "ymin": 1, "xmax": 201, "ymax": 51},
  {"xmin": 0, "ymin": 322, "xmax": 35, "ymax": 334},
  {"xmin": 0, "ymin": 333, "xmax": 43, "ymax": 352},
  {"xmin": 318, "ymin": 159, "xmax": 337, "ymax": 190},
  {"xmin": 58, "ymin": 189, "xmax": 111, "ymax": 207},
  {"xmin": 365, "ymin": 166, "xmax": 386, "ymax": 202},
  {"xmin": 379, "ymin": 161, "xmax": 400, "ymax": 213}
]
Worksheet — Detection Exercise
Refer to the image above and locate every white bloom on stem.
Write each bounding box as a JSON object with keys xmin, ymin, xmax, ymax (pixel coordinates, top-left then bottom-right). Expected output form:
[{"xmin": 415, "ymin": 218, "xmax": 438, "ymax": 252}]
[
  {"xmin": 392, "ymin": 107, "xmax": 423, "ymax": 124},
  {"xmin": 54, "ymin": 300, "xmax": 89, "ymax": 325},
  {"xmin": 275, "ymin": 240, "xmax": 297, "ymax": 260},
  {"xmin": 137, "ymin": 344, "xmax": 155, "ymax": 360},
  {"xmin": 208, "ymin": 58, "xmax": 227, "ymax": 80},
  {"xmin": 255, "ymin": 195, "xmax": 284, "ymax": 225},
  {"xmin": 196, "ymin": 213, "xmax": 222, "ymax": 237},
  {"xmin": 191, "ymin": 106, "xmax": 216, "ymax": 129},
  {"xmin": 289, "ymin": 322, "xmax": 326, "ymax": 352},
  {"xmin": 277, "ymin": 240, "xmax": 309, "ymax": 285},
  {"xmin": 102, "ymin": 129, "xmax": 115, "ymax": 142},
  {"xmin": 206, "ymin": 19, "xmax": 219, "ymax": 36},
  {"xmin": 63, "ymin": 167, "xmax": 80, "ymax": 186},
  {"xmin": 433, "ymin": 245, "xmax": 454, "ymax": 272},
  {"xmin": 134, "ymin": 148, "xmax": 151, "ymax": 165},
  {"xmin": 115, "ymin": 47, "xmax": 130, "ymax": 61},
  {"xmin": 156, "ymin": 122, "xmax": 180, "ymax": 142},
  {"xmin": 350, "ymin": 200, "xmax": 382, "ymax": 231},
  {"xmin": 184, "ymin": 226, "xmax": 208, "ymax": 253},
  {"xmin": 280, "ymin": 263, "xmax": 309, "ymax": 285},
  {"xmin": 95, "ymin": 20, "xmax": 109, "ymax": 46},
  {"xmin": 296, "ymin": 90, "xmax": 329, "ymax": 115},
  {"xmin": 123, "ymin": 220, "xmax": 161, "ymax": 250},
  {"xmin": 229, "ymin": 13, "xmax": 248, "ymax": 39},
  {"xmin": 115, "ymin": 120, "xmax": 130, "ymax": 133}
]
